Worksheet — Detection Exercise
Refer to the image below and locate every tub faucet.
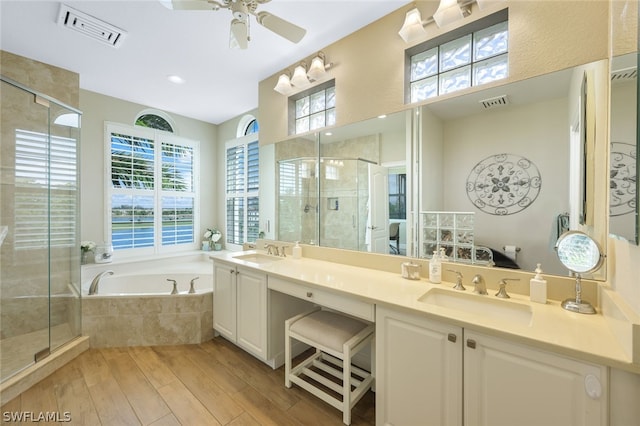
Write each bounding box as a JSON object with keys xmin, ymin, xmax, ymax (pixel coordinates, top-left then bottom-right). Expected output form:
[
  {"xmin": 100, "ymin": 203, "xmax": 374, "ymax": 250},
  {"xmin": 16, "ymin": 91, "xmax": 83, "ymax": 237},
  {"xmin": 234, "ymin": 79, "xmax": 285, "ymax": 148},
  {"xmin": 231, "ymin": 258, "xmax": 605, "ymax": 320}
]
[
  {"xmin": 189, "ymin": 277, "xmax": 199, "ymax": 294},
  {"xmin": 472, "ymin": 274, "xmax": 487, "ymax": 295},
  {"xmin": 167, "ymin": 279, "xmax": 178, "ymax": 294},
  {"xmin": 89, "ymin": 270, "xmax": 114, "ymax": 295}
]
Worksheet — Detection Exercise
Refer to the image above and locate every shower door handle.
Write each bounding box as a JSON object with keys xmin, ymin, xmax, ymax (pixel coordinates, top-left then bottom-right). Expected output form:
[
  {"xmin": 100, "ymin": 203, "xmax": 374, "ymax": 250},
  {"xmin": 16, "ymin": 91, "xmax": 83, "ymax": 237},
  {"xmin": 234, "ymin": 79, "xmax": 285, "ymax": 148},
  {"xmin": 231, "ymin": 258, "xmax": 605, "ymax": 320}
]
[{"xmin": 368, "ymin": 226, "xmax": 378, "ymax": 230}]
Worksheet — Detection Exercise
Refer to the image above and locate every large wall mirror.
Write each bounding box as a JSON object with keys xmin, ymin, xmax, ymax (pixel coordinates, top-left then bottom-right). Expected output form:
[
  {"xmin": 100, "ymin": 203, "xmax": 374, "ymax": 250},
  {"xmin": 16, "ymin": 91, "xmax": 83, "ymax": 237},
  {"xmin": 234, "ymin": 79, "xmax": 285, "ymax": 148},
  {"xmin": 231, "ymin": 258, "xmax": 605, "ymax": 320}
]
[
  {"xmin": 262, "ymin": 59, "xmax": 609, "ymax": 280},
  {"xmin": 610, "ymin": 52, "xmax": 639, "ymax": 245}
]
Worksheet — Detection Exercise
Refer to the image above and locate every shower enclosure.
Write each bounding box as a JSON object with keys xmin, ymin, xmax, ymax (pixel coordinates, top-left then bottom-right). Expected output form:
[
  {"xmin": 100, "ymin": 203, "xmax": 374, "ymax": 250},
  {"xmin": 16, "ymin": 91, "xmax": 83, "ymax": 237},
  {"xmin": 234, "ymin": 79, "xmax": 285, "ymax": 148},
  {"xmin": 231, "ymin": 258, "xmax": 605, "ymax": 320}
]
[
  {"xmin": 0, "ymin": 77, "xmax": 82, "ymax": 383},
  {"xmin": 278, "ymin": 157, "xmax": 374, "ymax": 251}
]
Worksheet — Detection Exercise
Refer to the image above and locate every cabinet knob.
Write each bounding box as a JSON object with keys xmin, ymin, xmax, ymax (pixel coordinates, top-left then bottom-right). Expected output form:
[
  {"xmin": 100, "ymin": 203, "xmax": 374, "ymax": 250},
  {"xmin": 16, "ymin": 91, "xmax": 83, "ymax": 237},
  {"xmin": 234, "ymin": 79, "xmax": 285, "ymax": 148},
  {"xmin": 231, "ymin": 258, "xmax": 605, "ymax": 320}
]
[
  {"xmin": 230, "ymin": 269, "xmax": 234, "ymax": 274},
  {"xmin": 447, "ymin": 333, "xmax": 457, "ymax": 343},
  {"xmin": 466, "ymin": 339, "xmax": 476, "ymax": 349},
  {"xmin": 306, "ymin": 292, "xmax": 313, "ymax": 298}
]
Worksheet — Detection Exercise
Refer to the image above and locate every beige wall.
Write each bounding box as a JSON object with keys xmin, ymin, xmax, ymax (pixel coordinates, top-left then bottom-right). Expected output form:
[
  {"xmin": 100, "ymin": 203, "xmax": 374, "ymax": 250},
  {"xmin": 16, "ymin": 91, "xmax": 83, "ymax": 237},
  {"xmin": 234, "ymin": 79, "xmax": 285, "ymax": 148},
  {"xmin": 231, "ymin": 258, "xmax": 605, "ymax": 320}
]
[
  {"xmin": 258, "ymin": 0, "xmax": 610, "ymax": 145},
  {"xmin": 79, "ymin": 90, "xmax": 219, "ymax": 245}
]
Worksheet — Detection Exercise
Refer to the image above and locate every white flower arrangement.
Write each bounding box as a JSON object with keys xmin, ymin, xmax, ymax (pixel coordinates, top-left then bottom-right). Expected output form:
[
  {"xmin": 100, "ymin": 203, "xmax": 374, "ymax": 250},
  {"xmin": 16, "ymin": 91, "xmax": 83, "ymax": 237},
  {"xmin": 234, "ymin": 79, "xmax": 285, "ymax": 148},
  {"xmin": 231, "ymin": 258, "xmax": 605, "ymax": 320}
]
[
  {"xmin": 80, "ymin": 241, "xmax": 96, "ymax": 253},
  {"xmin": 203, "ymin": 228, "xmax": 222, "ymax": 243}
]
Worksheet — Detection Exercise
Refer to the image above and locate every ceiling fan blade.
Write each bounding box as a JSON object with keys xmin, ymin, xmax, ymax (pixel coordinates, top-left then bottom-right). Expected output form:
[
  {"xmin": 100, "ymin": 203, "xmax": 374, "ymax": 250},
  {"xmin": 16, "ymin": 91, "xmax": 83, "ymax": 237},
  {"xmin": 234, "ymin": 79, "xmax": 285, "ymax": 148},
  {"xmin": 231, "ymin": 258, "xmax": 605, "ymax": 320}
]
[
  {"xmin": 229, "ymin": 18, "xmax": 249, "ymax": 49},
  {"xmin": 255, "ymin": 11, "xmax": 306, "ymax": 43},
  {"xmin": 159, "ymin": 0, "xmax": 214, "ymax": 10}
]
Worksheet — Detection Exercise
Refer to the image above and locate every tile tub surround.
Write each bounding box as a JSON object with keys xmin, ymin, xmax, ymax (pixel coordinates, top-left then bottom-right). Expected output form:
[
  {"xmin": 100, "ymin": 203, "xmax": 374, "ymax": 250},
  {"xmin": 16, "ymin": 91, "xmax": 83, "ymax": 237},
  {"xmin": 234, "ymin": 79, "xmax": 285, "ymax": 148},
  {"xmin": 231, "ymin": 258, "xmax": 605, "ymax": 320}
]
[
  {"xmin": 81, "ymin": 252, "xmax": 214, "ymax": 347},
  {"xmin": 82, "ymin": 291, "xmax": 213, "ymax": 347}
]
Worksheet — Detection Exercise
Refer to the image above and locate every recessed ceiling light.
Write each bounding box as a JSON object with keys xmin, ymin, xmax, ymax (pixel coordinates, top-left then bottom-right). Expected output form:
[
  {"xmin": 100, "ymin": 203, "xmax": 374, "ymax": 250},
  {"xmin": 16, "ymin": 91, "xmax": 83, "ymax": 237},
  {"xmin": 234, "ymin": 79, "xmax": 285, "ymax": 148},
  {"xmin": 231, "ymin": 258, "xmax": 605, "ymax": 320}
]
[
  {"xmin": 325, "ymin": 132, "xmax": 333, "ymax": 136},
  {"xmin": 167, "ymin": 75, "xmax": 185, "ymax": 84},
  {"xmin": 378, "ymin": 114, "xmax": 387, "ymax": 119}
]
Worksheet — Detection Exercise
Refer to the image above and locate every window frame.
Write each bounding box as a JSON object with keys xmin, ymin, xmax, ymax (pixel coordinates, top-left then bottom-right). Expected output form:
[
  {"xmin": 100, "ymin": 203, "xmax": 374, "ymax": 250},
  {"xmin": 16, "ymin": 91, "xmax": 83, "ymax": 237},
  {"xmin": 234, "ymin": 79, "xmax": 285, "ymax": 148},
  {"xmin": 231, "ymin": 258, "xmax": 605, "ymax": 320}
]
[
  {"xmin": 105, "ymin": 122, "xmax": 200, "ymax": 256},
  {"xmin": 288, "ymin": 79, "xmax": 336, "ymax": 136},
  {"xmin": 405, "ymin": 9, "xmax": 509, "ymax": 104},
  {"xmin": 225, "ymin": 133, "xmax": 260, "ymax": 251}
]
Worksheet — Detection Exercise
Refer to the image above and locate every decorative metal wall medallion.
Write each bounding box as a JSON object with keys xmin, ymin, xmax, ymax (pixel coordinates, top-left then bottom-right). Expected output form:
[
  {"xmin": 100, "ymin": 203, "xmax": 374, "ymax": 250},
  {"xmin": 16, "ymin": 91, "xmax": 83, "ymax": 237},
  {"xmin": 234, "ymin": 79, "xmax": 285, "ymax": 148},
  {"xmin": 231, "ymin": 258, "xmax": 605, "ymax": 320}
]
[
  {"xmin": 610, "ymin": 142, "xmax": 637, "ymax": 217},
  {"xmin": 466, "ymin": 153, "xmax": 542, "ymax": 215}
]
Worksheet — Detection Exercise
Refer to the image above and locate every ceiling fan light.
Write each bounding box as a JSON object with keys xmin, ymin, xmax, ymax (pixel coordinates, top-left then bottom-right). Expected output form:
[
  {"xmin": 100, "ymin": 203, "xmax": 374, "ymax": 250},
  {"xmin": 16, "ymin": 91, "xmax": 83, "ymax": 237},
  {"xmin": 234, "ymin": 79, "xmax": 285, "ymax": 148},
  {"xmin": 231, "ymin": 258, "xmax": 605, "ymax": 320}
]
[
  {"xmin": 274, "ymin": 74, "xmax": 293, "ymax": 95},
  {"xmin": 398, "ymin": 7, "xmax": 427, "ymax": 43},
  {"xmin": 291, "ymin": 64, "xmax": 310, "ymax": 88},
  {"xmin": 229, "ymin": 18, "xmax": 248, "ymax": 49},
  {"xmin": 433, "ymin": 0, "xmax": 464, "ymax": 28},
  {"xmin": 307, "ymin": 56, "xmax": 327, "ymax": 81}
]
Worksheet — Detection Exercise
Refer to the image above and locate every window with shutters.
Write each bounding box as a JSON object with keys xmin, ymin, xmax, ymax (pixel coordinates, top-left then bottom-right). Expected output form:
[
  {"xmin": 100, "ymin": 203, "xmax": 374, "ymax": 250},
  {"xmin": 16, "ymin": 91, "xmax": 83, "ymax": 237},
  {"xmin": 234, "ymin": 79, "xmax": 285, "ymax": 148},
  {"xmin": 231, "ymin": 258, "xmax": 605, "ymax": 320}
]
[
  {"xmin": 225, "ymin": 135, "xmax": 259, "ymax": 247},
  {"xmin": 14, "ymin": 129, "xmax": 78, "ymax": 249},
  {"xmin": 107, "ymin": 122, "xmax": 199, "ymax": 254}
]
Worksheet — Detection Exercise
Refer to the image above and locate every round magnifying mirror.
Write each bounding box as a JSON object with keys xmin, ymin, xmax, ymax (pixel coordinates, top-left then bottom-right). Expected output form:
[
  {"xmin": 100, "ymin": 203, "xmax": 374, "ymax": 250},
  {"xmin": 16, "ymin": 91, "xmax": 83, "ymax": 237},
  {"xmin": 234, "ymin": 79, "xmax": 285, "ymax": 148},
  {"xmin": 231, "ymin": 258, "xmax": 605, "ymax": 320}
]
[{"xmin": 555, "ymin": 231, "xmax": 604, "ymax": 314}]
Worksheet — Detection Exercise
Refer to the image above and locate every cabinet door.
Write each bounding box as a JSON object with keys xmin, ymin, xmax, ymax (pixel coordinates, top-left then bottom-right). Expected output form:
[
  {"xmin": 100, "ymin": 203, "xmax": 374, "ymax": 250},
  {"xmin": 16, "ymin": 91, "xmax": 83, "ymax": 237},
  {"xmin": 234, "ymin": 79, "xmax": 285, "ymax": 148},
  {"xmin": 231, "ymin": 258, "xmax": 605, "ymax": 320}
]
[
  {"xmin": 236, "ymin": 266, "xmax": 268, "ymax": 360},
  {"xmin": 464, "ymin": 330, "xmax": 607, "ymax": 426},
  {"xmin": 213, "ymin": 262, "xmax": 237, "ymax": 340},
  {"xmin": 376, "ymin": 306, "xmax": 462, "ymax": 426}
]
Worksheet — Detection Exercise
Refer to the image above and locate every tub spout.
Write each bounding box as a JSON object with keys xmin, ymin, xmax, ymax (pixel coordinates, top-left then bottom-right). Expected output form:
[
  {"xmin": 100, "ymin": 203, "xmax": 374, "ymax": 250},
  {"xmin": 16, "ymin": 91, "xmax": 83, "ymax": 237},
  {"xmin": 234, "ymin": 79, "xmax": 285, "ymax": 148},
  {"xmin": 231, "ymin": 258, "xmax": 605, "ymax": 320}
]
[
  {"xmin": 189, "ymin": 277, "xmax": 199, "ymax": 294},
  {"xmin": 89, "ymin": 270, "xmax": 114, "ymax": 295},
  {"xmin": 167, "ymin": 279, "xmax": 178, "ymax": 294}
]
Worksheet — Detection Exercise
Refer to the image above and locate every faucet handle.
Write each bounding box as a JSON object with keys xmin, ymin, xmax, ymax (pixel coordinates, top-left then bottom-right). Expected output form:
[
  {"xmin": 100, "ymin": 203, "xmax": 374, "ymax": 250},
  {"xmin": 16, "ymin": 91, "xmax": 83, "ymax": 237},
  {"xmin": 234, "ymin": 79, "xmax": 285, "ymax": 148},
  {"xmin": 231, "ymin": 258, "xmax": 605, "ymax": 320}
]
[
  {"xmin": 167, "ymin": 278, "xmax": 178, "ymax": 295},
  {"xmin": 495, "ymin": 278, "xmax": 520, "ymax": 299},
  {"xmin": 472, "ymin": 274, "xmax": 487, "ymax": 295},
  {"xmin": 448, "ymin": 269, "xmax": 465, "ymax": 291},
  {"xmin": 189, "ymin": 277, "xmax": 199, "ymax": 294}
]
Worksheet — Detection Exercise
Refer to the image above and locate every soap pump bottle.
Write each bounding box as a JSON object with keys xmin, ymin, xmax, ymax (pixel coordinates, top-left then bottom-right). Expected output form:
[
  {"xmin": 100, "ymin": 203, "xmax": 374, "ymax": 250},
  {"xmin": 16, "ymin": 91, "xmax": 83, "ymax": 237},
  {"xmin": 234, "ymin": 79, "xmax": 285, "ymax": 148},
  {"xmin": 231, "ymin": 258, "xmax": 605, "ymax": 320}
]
[
  {"xmin": 292, "ymin": 241, "xmax": 302, "ymax": 259},
  {"xmin": 429, "ymin": 250, "xmax": 442, "ymax": 284},
  {"xmin": 530, "ymin": 263, "xmax": 547, "ymax": 304}
]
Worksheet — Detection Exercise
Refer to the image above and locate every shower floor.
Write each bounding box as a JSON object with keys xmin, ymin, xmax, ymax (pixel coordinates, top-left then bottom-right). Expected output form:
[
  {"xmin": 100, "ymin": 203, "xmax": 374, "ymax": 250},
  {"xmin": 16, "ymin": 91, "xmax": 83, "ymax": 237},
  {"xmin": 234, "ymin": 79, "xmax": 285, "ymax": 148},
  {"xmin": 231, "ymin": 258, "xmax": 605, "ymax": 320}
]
[{"xmin": 0, "ymin": 323, "xmax": 74, "ymax": 383}]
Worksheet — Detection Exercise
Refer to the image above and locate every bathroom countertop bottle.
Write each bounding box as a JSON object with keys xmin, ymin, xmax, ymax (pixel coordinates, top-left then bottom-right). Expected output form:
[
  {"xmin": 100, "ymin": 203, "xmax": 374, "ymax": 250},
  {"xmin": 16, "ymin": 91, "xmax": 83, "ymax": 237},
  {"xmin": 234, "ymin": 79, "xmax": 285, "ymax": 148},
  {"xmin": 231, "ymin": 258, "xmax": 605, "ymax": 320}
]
[
  {"xmin": 530, "ymin": 263, "xmax": 547, "ymax": 304},
  {"xmin": 429, "ymin": 250, "xmax": 442, "ymax": 284},
  {"xmin": 292, "ymin": 241, "xmax": 302, "ymax": 259}
]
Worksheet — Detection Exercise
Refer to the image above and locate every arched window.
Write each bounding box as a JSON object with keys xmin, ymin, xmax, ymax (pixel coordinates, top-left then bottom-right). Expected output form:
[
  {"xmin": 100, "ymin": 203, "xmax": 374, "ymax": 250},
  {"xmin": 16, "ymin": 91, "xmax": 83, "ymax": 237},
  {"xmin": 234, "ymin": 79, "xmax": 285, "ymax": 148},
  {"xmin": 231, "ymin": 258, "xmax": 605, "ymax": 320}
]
[
  {"xmin": 134, "ymin": 109, "xmax": 176, "ymax": 133},
  {"xmin": 237, "ymin": 114, "xmax": 259, "ymax": 138}
]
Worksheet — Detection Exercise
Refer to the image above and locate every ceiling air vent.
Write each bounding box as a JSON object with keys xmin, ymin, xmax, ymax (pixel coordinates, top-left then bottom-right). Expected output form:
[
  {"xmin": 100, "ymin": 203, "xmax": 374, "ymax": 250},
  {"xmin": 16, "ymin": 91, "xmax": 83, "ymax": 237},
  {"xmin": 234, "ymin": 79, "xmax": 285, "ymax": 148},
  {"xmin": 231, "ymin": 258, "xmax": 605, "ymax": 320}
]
[
  {"xmin": 611, "ymin": 67, "xmax": 637, "ymax": 83},
  {"xmin": 57, "ymin": 4, "xmax": 126, "ymax": 48},
  {"xmin": 480, "ymin": 95, "xmax": 510, "ymax": 110}
]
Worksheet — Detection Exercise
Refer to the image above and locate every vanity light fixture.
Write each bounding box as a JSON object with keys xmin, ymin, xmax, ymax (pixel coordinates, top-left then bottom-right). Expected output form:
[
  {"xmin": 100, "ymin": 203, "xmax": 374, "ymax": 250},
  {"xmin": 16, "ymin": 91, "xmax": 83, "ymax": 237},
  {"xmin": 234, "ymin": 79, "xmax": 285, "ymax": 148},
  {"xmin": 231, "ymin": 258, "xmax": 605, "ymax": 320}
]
[
  {"xmin": 273, "ymin": 52, "xmax": 334, "ymax": 95},
  {"xmin": 398, "ymin": 0, "xmax": 482, "ymax": 43},
  {"xmin": 291, "ymin": 63, "xmax": 311, "ymax": 88}
]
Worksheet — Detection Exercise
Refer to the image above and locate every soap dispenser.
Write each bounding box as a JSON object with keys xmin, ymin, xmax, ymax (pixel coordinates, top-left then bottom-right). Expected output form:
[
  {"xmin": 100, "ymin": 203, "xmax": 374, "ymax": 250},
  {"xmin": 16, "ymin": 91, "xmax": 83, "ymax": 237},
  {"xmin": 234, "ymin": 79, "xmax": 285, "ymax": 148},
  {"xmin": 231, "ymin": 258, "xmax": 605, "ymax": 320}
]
[
  {"xmin": 530, "ymin": 263, "xmax": 547, "ymax": 304},
  {"xmin": 429, "ymin": 250, "xmax": 442, "ymax": 284},
  {"xmin": 292, "ymin": 241, "xmax": 302, "ymax": 259}
]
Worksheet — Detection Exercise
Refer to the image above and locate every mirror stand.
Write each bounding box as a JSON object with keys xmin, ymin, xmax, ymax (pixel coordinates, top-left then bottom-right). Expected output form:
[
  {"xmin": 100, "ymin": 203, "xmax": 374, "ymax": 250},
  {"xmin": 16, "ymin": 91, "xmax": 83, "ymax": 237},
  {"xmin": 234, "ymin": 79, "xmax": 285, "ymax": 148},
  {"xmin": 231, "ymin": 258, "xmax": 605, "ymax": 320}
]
[{"xmin": 561, "ymin": 273, "xmax": 596, "ymax": 314}]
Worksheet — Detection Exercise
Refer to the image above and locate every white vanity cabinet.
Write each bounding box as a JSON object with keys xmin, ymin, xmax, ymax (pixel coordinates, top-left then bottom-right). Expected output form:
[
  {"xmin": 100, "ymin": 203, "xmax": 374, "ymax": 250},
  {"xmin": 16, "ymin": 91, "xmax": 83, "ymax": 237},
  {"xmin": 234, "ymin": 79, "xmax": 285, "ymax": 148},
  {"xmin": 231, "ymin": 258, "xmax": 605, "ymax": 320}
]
[
  {"xmin": 376, "ymin": 305, "xmax": 463, "ymax": 426},
  {"xmin": 213, "ymin": 260, "xmax": 268, "ymax": 360},
  {"xmin": 464, "ymin": 330, "xmax": 607, "ymax": 426},
  {"xmin": 376, "ymin": 306, "xmax": 608, "ymax": 426}
]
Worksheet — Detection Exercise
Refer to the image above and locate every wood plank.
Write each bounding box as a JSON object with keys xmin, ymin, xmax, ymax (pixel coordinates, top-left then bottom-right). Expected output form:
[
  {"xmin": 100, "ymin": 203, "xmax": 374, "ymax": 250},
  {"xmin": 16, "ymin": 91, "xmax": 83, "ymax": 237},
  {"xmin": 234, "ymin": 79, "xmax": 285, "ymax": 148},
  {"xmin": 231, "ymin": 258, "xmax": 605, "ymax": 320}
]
[
  {"xmin": 51, "ymin": 363, "xmax": 101, "ymax": 426},
  {"xmin": 153, "ymin": 346, "xmax": 244, "ymax": 425},
  {"xmin": 148, "ymin": 413, "xmax": 180, "ymax": 426},
  {"xmin": 75, "ymin": 349, "xmax": 140, "ymax": 425},
  {"xmin": 128, "ymin": 346, "xmax": 179, "ymax": 389},
  {"xmin": 156, "ymin": 380, "xmax": 221, "ymax": 426},
  {"xmin": 227, "ymin": 412, "xmax": 261, "ymax": 426},
  {"xmin": 200, "ymin": 338, "xmax": 300, "ymax": 411},
  {"xmin": 1, "ymin": 396, "xmax": 21, "ymax": 426},
  {"xmin": 100, "ymin": 349, "xmax": 172, "ymax": 425},
  {"xmin": 189, "ymin": 344, "xmax": 248, "ymax": 394},
  {"xmin": 233, "ymin": 385, "xmax": 298, "ymax": 426},
  {"xmin": 19, "ymin": 375, "xmax": 60, "ymax": 426}
]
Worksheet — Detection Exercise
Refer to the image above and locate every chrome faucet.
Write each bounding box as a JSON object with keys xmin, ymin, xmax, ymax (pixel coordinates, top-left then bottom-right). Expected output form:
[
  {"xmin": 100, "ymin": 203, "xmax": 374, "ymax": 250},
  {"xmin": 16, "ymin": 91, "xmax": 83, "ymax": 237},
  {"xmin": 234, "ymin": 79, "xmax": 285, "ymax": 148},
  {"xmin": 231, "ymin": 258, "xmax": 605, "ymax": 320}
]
[
  {"xmin": 448, "ymin": 270, "xmax": 465, "ymax": 291},
  {"xmin": 264, "ymin": 244, "xmax": 279, "ymax": 256},
  {"xmin": 495, "ymin": 278, "xmax": 520, "ymax": 299},
  {"xmin": 472, "ymin": 274, "xmax": 487, "ymax": 295},
  {"xmin": 167, "ymin": 278, "xmax": 178, "ymax": 294},
  {"xmin": 89, "ymin": 270, "xmax": 113, "ymax": 295},
  {"xmin": 189, "ymin": 276, "xmax": 199, "ymax": 294}
]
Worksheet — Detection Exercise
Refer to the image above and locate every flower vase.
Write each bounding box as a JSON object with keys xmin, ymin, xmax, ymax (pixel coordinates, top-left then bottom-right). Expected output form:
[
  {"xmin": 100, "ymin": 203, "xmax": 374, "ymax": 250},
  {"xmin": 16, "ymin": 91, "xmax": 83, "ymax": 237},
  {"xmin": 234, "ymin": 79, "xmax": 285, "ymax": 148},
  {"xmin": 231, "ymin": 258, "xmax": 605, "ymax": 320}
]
[
  {"xmin": 81, "ymin": 250, "xmax": 91, "ymax": 265},
  {"xmin": 202, "ymin": 241, "xmax": 211, "ymax": 251}
]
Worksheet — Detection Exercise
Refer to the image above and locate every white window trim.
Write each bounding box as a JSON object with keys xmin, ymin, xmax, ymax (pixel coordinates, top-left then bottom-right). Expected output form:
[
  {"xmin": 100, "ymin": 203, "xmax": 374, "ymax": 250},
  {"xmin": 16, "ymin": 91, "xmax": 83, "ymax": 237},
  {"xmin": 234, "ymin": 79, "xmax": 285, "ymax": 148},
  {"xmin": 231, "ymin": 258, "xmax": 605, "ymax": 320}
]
[
  {"xmin": 225, "ymin": 133, "xmax": 259, "ymax": 251},
  {"xmin": 104, "ymin": 122, "xmax": 200, "ymax": 257}
]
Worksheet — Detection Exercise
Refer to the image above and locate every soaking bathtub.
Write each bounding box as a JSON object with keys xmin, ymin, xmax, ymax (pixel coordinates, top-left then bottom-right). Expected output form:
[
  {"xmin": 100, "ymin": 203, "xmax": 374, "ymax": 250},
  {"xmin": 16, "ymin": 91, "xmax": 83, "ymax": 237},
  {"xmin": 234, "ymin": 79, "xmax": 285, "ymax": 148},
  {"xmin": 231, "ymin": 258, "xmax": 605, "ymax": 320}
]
[{"xmin": 81, "ymin": 253, "xmax": 213, "ymax": 347}]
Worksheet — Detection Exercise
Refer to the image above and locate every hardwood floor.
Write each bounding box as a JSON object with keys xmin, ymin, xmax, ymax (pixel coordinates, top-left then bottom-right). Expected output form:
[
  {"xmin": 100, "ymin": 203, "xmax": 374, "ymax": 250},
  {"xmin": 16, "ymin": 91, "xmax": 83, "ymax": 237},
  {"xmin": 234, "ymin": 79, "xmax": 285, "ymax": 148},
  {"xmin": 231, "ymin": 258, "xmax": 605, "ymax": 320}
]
[{"xmin": 1, "ymin": 338, "xmax": 375, "ymax": 425}]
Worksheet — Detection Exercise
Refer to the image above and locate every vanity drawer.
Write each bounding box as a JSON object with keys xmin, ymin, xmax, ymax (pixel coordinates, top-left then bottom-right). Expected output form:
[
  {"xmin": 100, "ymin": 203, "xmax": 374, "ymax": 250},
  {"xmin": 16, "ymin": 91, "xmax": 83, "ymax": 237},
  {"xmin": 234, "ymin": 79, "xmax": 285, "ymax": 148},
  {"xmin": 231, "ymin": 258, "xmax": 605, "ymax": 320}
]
[{"xmin": 268, "ymin": 276, "xmax": 374, "ymax": 322}]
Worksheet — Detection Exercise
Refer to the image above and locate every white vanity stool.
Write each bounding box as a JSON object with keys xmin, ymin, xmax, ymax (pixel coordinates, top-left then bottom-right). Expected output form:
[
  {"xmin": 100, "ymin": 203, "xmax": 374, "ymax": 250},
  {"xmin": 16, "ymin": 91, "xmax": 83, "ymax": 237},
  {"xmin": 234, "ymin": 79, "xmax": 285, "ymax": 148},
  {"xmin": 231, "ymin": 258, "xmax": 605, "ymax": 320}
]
[{"xmin": 285, "ymin": 308, "xmax": 374, "ymax": 425}]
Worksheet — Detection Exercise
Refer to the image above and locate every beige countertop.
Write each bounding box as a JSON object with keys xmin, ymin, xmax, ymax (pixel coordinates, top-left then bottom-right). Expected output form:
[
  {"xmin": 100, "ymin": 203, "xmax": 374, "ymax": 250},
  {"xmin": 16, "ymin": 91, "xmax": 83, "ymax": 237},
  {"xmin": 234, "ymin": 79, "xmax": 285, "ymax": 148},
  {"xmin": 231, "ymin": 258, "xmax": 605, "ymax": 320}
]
[{"xmin": 210, "ymin": 250, "xmax": 640, "ymax": 374}]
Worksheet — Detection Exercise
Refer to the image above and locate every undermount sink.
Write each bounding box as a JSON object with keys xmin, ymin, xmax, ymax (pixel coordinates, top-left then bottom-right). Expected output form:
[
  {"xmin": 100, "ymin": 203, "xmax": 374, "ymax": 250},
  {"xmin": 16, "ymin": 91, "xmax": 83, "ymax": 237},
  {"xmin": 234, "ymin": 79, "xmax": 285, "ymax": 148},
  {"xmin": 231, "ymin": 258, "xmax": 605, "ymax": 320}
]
[
  {"xmin": 418, "ymin": 288, "xmax": 533, "ymax": 326},
  {"xmin": 232, "ymin": 253, "xmax": 283, "ymax": 265}
]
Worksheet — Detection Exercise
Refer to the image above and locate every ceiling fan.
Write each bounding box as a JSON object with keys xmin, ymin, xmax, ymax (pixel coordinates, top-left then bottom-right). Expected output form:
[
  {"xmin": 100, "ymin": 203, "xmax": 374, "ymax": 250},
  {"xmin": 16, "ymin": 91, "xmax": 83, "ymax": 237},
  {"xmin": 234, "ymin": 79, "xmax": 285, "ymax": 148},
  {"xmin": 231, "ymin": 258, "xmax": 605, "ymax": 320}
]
[{"xmin": 160, "ymin": 0, "xmax": 306, "ymax": 49}]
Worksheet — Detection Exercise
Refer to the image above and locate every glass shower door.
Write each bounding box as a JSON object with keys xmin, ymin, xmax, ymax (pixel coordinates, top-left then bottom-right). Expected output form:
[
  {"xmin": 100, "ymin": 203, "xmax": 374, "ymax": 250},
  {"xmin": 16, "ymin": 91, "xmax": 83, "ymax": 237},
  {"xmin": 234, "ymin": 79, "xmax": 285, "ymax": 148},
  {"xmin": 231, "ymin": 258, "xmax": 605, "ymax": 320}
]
[{"xmin": 0, "ymin": 78, "xmax": 81, "ymax": 383}]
